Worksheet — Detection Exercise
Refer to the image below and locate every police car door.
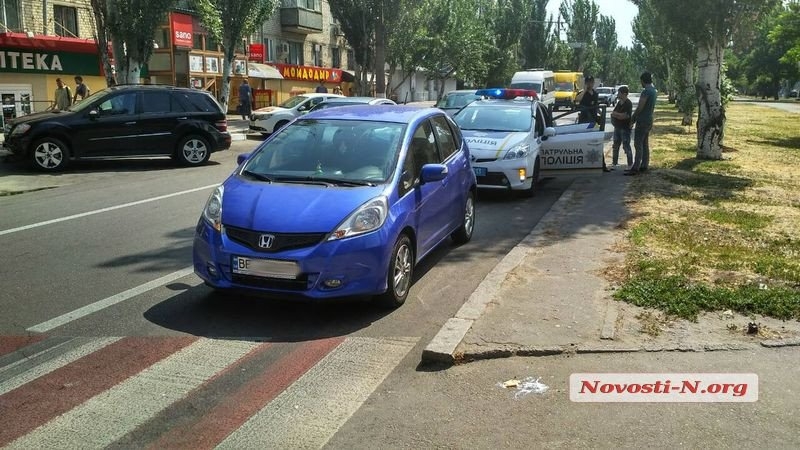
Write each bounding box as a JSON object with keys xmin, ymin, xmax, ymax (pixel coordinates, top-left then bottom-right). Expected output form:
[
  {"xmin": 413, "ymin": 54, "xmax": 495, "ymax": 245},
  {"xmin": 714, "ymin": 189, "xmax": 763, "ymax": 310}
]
[{"xmin": 536, "ymin": 103, "xmax": 605, "ymax": 172}]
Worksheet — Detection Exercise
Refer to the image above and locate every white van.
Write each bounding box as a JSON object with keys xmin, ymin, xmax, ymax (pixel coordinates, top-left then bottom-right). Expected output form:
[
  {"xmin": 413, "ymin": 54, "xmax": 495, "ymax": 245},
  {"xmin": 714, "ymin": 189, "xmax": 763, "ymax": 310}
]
[{"xmin": 510, "ymin": 70, "xmax": 555, "ymax": 107}]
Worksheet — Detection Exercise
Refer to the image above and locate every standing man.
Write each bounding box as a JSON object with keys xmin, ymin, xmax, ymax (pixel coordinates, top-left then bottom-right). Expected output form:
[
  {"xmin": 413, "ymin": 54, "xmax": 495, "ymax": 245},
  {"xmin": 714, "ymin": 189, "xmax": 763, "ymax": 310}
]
[
  {"xmin": 238, "ymin": 79, "xmax": 253, "ymax": 120},
  {"xmin": 610, "ymin": 85, "xmax": 633, "ymax": 169},
  {"xmin": 73, "ymin": 76, "xmax": 90, "ymax": 103},
  {"xmin": 627, "ymin": 72, "xmax": 658, "ymax": 176},
  {"xmin": 575, "ymin": 75, "xmax": 599, "ymax": 126},
  {"xmin": 51, "ymin": 78, "xmax": 72, "ymax": 111},
  {"xmin": 315, "ymin": 81, "xmax": 328, "ymax": 93}
]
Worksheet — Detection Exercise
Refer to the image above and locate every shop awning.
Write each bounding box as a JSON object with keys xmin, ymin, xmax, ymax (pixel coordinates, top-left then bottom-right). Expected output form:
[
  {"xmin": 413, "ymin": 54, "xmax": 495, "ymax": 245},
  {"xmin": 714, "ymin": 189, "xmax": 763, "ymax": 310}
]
[{"xmin": 247, "ymin": 63, "xmax": 283, "ymax": 80}]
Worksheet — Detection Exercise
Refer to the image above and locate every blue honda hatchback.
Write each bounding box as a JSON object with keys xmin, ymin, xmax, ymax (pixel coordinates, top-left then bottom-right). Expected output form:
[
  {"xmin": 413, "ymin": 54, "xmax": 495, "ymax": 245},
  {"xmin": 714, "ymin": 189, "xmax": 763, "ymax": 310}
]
[{"xmin": 193, "ymin": 106, "xmax": 477, "ymax": 307}]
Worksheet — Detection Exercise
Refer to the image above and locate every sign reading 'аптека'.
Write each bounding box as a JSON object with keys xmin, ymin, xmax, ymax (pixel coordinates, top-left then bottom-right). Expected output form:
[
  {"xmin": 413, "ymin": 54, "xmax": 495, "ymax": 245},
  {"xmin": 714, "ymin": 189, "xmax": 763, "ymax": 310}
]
[{"xmin": 0, "ymin": 49, "xmax": 101, "ymax": 75}]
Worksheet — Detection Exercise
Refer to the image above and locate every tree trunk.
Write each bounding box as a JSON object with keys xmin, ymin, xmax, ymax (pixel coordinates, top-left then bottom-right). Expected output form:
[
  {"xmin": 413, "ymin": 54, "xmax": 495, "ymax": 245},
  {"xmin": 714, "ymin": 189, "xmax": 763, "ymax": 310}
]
[
  {"xmin": 373, "ymin": 4, "xmax": 386, "ymax": 97},
  {"xmin": 220, "ymin": 48, "xmax": 234, "ymax": 113},
  {"xmin": 695, "ymin": 39, "xmax": 725, "ymax": 160},
  {"xmin": 681, "ymin": 59, "xmax": 694, "ymax": 126},
  {"xmin": 111, "ymin": 40, "xmax": 127, "ymax": 83},
  {"xmin": 89, "ymin": 0, "xmax": 115, "ymax": 87}
]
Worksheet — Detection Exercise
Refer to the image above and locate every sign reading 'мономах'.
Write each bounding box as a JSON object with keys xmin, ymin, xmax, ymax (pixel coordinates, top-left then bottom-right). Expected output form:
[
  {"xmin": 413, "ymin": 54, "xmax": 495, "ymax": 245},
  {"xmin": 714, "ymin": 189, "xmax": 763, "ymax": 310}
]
[{"xmin": 0, "ymin": 49, "xmax": 101, "ymax": 75}]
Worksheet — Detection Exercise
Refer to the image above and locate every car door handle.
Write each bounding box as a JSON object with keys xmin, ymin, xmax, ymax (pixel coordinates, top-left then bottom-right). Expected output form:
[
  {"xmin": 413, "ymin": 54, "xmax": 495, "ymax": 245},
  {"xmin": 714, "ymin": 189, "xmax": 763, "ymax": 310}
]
[{"xmin": 124, "ymin": 121, "xmax": 136, "ymax": 125}]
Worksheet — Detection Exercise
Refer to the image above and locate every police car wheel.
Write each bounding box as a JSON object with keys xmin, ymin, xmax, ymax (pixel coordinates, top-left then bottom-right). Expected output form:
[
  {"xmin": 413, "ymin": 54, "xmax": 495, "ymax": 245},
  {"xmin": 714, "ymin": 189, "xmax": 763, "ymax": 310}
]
[{"xmin": 521, "ymin": 160, "xmax": 540, "ymax": 198}]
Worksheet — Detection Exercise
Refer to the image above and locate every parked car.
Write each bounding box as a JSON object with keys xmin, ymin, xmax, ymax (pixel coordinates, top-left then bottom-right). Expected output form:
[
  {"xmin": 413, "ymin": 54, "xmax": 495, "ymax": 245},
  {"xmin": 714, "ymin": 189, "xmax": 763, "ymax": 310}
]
[
  {"xmin": 249, "ymin": 93, "xmax": 344, "ymax": 136},
  {"xmin": 596, "ymin": 86, "xmax": 616, "ymax": 106},
  {"xmin": 194, "ymin": 105, "xmax": 477, "ymax": 308},
  {"xmin": 308, "ymin": 96, "xmax": 396, "ymax": 112},
  {"xmin": 2, "ymin": 85, "xmax": 231, "ymax": 172},
  {"xmin": 435, "ymin": 90, "xmax": 481, "ymax": 116}
]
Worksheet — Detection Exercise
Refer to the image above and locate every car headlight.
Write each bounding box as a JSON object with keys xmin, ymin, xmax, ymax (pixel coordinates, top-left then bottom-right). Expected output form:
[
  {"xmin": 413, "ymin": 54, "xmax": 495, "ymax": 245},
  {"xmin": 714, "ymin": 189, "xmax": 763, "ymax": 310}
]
[
  {"xmin": 10, "ymin": 123, "xmax": 30, "ymax": 136},
  {"xmin": 504, "ymin": 144, "xmax": 529, "ymax": 160},
  {"xmin": 328, "ymin": 197, "xmax": 388, "ymax": 241},
  {"xmin": 202, "ymin": 185, "xmax": 224, "ymax": 231}
]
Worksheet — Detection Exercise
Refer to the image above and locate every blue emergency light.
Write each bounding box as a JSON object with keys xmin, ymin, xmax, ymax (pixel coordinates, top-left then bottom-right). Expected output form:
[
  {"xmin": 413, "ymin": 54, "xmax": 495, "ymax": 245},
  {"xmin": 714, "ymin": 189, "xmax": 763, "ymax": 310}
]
[{"xmin": 475, "ymin": 88, "xmax": 538, "ymax": 100}]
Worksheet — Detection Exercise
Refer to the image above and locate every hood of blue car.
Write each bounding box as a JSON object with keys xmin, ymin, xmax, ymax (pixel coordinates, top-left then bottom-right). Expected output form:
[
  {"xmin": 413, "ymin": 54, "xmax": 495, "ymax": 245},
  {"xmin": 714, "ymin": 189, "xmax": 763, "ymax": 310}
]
[{"xmin": 221, "ymin": 176, "xmax": 385, "ymax": 233}]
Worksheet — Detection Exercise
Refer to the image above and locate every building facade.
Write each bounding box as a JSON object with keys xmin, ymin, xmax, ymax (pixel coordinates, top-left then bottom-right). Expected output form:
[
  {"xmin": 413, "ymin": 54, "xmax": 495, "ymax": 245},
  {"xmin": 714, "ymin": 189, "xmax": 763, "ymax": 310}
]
[{"xmin": 1, "ymin": 0, "xmax": 105, "ymax": 121}]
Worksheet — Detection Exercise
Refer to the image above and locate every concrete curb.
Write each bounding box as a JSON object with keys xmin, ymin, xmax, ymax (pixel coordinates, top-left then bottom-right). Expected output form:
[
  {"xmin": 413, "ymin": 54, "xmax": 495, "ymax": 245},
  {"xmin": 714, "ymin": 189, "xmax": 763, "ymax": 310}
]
[{"xmin": 421, "ymin": 179, "xmax": 580, "ymax": 365}]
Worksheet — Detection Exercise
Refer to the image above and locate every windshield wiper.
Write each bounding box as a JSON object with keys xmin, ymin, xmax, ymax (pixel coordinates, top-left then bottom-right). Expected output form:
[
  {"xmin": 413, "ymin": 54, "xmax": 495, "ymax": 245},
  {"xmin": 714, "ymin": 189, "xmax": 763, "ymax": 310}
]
[
  {"xmin": 242, "ymin": 170, "xmax": 273, "ymax": 183},
  {"xmin": 307, "ymin": 176, "xmax": 376, "ymax": 187}
]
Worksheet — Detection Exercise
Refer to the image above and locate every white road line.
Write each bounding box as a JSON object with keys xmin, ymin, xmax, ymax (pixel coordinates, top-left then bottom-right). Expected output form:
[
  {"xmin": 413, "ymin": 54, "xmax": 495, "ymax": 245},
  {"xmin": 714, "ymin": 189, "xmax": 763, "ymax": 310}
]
[
  {"xmin": 0, "ymin": 184, "xmax": 218, "ymax": 237},
  {"xmin": 6, "ymin": 338, "xmax": 260, "ymax": 450},
  {"xmin": 0, "ymin": 337, "xmax": 122, "ymax": 396},
  {"xmin": 216, "ymin": 336, "xmax": 417, "ymax": 450},
  {"xmin": 27, "ymin": 267, "xmax": 196, "ymax": 333}
]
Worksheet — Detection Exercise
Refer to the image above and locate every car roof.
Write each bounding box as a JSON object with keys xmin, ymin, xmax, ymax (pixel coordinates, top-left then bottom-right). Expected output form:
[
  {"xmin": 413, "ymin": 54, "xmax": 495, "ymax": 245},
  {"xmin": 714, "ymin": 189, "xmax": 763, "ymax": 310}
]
[
  {"xmin": 303, "ymin": 105, "xmax": 442, "ymax": 123},
  {"xmin": 322, "ymin": 97, "xmax": 392, "ymax": 103},
  {"xmin": 300, "ymin": 92, "xmax": 343, "ymax": 98},
  {"xmin": 444, "ymin": 90, "xmax": 478, "ymax": 95}
]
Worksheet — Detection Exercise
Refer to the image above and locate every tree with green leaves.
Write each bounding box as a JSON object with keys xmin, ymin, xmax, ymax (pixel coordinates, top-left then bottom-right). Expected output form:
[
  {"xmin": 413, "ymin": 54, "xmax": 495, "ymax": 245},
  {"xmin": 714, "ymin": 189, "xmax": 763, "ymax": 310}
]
[
  {"xmin": 650, "ymin": 0, "xmax": 778, "ymax": 159},
  {"xmin": 483, "ymin": 0, "xmax": 529, "ymax": 87},
  {"xmin": 386, "ymin": 4, "xmax": 429, "ymax": 98},
  {"xmin": 594, "ymin": 15, "xmax": 617, "ymax": 84},
  {"xmin": 769, "ymin": 1, "xmax": 800, "ymax": 67},
  {"xmin": 192, "ymin": 0, "xmax": 279, "ymax": 112},
  {"xmin": 521, "ymin": 0, "xmax": 555, "ymax": 70},
  {"xmin": 559, "ymin": 0, "xmax": 599, "ymax": 73},
  {"xmin": 89, "ymin": 0, "xmax": 115, "ymax": 87},
  {"xmin": 101, "ymin": 0, "xmax": 177, "ymax": 84},
  {"xmin": 329, "ymin": 0, "xmax": 377, "ymax": 96}
]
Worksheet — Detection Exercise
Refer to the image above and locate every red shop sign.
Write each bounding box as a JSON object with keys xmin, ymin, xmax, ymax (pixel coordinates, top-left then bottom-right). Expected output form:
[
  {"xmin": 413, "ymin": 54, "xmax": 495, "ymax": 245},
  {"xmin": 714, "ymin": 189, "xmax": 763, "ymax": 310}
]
[
  {"xmin": 274, "ymin": 63, "xmax": 343, "ymax": 83},
  {"xmin": 171, "ymin": 13, "xmax": 193, "ymax": 48},
  {"xmin": 248, "ymin": 43, "xmax": 265, "ymax": 62}
]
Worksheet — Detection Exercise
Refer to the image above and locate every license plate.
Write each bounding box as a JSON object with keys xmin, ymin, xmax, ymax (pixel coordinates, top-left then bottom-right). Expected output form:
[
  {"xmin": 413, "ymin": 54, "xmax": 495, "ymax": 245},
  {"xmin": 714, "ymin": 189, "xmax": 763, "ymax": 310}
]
[
  {"xmin": 473, "ymin": 167, "xmax": 487, "ymax": 177},
  {"xmin": 232, "ymin": 256, "xmax": 300, "ymax": 280}
]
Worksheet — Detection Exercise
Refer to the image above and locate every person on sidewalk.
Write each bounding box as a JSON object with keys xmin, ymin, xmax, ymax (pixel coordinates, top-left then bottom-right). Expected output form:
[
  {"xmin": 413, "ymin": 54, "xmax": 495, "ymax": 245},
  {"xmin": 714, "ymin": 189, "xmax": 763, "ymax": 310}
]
[
  {"xmin": 50, "ymin": 78, "xmax": 72, "ymax": 111},
  {"xmin": 73, "ymin": 76, "xmax": 90, "ymax": 104},
  {"xmin": 610, "ymin": 85, "xmax": 633, "ymax": 170},
  {"xmin": 315, "ymin": 81, "xmax": 328, "ymax": 93},
  {"xmin": 238, "ymin": 79, "xmax": 253, "ymax": 121},
  {"xmin": 627, "ymin": 72, "xmax": 658, "ymax": 176}
]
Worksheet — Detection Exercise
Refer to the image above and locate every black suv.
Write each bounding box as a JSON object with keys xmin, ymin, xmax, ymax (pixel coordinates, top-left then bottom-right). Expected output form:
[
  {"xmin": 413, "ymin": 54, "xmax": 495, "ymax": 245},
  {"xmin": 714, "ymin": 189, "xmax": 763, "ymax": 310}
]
[{"xmin": 3, "ymin": 85, "xmax": 231, "ymax": 171}]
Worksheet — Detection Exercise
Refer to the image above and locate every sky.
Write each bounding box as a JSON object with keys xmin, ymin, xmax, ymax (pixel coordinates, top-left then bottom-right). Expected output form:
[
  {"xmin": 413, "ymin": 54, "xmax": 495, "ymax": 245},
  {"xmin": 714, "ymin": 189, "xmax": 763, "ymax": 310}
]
[{"xmin": 545, "ymin": 0, "xmax": 639, "ymax": 48}]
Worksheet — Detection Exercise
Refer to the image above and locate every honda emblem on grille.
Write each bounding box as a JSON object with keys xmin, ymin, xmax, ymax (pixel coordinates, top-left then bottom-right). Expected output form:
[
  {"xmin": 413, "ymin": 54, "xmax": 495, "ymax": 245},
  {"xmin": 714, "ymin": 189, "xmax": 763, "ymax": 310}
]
[{"xmin": 258, "ymin": 234, "xmax": 275, "ymax": 249}]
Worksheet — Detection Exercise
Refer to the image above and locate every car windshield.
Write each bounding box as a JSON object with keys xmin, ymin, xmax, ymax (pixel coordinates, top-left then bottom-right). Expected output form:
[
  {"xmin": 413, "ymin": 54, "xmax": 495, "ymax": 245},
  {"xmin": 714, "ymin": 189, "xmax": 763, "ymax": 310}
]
[
  {"xmin": 68, "ymin": 88, "xmax": 112, "ymax": 112},
  {"xmin": 510, "ymin": 82, "xmax": 542, "ymax": 92},
  {"xmin": 278, "ymin": 95, "xmax": 309, "ymax": 109},
  {"xmin": 436, "ymin": 93, "xmax": 479, "ymax": 109},
  {"xmin": 554, "ymin": 82, "xmax": 573, "ymax": 91},
  {"xmin": 242, "ymin": 119, "xmax": 406, "ymax": 184},
  {"xmin": 454, "ymin": 105, "xmax": 532, "ymax": 132}
]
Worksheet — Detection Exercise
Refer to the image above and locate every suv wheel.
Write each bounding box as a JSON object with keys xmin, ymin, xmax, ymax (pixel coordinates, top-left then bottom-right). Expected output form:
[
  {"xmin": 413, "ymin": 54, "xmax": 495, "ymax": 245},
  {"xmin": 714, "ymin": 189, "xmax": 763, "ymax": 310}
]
[
  {"xmin": 30, "ymin": 137, "xmax": 69, "ymax": 172},
  {"xmin": 176, "ymin": 135, "xmax": 211, "ymax": 166}
]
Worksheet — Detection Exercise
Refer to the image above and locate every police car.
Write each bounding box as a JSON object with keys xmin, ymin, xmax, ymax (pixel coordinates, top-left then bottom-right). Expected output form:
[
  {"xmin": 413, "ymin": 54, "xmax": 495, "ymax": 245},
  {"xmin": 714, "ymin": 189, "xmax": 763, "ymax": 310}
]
[{"xmin": 452, "ymin": 88, "xmax": 607, "ymax": 195}]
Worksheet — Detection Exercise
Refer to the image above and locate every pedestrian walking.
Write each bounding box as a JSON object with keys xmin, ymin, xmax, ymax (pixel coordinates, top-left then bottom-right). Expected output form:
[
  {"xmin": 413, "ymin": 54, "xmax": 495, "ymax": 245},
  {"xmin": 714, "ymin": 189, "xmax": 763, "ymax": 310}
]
[
  {"xmin": 627, "ymin": 72, "xmax": 658, "ymax": 176},
  {"xmin": 315, "ymin": 81, "xmax": 328, "ymax": 93},
  {"xmin": 51, "ymin": 78, "xmax": 72, "ymax": 111},
  {"xmin": 238, "ymin": 79, "xmax": 253, "ymax": 120},
  {"xmin": 73, "ymin": 76, "xmax": 90, "ymax": 103},
  {"xmin": 610, "ymin": 85, "xmax": 633, "ymax": 169}
]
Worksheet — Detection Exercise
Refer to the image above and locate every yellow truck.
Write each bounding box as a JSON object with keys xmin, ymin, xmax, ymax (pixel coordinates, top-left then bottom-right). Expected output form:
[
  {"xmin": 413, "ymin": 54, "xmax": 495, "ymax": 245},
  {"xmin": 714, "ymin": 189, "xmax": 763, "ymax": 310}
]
[{"xmin": 553, "ymin": 72, "xmax": 583, "ymax": 111}]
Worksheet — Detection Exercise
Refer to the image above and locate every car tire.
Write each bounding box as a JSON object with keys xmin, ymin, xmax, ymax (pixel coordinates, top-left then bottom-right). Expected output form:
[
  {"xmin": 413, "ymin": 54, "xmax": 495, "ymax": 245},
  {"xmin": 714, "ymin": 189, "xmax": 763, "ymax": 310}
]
[
  {"xmin": 376, "ymin": 234, "xmax": 414, "ymax": 309},
  {"xmin": 176, "ymin": 135, "xmax": 211, "ymax": 166},
  {"xmin": 30, "ymin": 137, "xmax": 69, "ymax": 172},
  {"xmin": 451, "ymin": 191, "xmax": 475, "ymax": 245},
  {"xmin": 520, "ymin": 160, "xmax": 541, "ymax": 198}
]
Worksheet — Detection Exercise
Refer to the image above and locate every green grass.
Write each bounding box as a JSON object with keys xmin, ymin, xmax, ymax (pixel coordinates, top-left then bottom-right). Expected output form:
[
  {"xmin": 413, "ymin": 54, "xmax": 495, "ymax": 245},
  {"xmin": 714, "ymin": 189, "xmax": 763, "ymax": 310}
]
[{"xmin": 617, "ymin": 100, "xmax": 800, "ymax": 321}]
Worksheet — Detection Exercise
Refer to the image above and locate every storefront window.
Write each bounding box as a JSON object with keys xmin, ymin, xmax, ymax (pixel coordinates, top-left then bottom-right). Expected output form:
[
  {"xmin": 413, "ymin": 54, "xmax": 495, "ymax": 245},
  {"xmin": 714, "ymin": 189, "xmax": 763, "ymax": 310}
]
[
  {"xmin": 1, "ymin": 0, "xmax": 21, "ymax": 31},
  {"xmin": 193, "ymin": 33, "xmax": 203, "ymax": 50},
  {"xmin": 154, "ymin": 28, "xmax": 170, "ymax": 49},
  {"xmin": 288, "ymin": 42, "xmax": 303, "ymax": 65}
]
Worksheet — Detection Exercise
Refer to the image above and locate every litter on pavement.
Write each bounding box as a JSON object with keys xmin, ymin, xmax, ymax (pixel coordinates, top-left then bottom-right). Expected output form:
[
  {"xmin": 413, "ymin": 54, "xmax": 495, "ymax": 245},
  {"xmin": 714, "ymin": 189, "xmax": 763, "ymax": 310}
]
[{"xmin": 498, "ymin": 376, "xmax": 549, "ymax": 399}]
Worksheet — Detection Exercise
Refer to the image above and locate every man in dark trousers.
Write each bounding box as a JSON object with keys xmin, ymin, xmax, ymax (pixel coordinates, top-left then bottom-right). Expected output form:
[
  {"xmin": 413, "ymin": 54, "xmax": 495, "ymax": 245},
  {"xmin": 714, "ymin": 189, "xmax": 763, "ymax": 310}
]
[
  {"xmin": 610, "ymin": 85, "xmax": 633, "ymax": 169},
  {"xmin": 576, "ymin": 75, "xmax": 599, "ymax": 126},
  {"xmin": 238, "ymin": 79, "xmax": 253, "ymax": 120},
  {"xmin": 627, "ymin": 72, "xmax": 658, "ymax": 176}
]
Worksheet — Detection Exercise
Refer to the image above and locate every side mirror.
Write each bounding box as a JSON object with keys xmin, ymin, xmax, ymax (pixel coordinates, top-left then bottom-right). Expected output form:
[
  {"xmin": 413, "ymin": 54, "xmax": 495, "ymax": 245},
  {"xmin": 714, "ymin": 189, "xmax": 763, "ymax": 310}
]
[
  {"xmin": 544, "ymin": 127, "xmax": 556, "ymax": 138},
  {"xmin": 88, "ymin": 109, "xmax": 99, "ymax": 119},
  {"xmin": 237, "ymin": 153, "xmax": 251, "ymax": 165},
  {"xmin": 420, "ymin": 163, "xmax": 448, "ymax": 184}
]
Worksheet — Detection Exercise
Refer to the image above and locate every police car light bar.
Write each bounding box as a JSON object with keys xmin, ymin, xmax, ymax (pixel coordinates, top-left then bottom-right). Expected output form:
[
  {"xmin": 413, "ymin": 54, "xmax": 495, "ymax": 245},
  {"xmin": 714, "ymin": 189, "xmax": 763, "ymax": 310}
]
[{"xmin": 475, "ymin": 88, "xmax": 539, "ymax": 100}]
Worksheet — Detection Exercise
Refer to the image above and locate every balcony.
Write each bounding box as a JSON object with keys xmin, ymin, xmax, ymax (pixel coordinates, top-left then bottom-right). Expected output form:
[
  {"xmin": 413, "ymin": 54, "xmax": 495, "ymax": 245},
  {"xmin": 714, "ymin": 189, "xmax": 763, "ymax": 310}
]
[{"xmin": 280, "ymin": 2, "xmax": 323, "ymax": 34}]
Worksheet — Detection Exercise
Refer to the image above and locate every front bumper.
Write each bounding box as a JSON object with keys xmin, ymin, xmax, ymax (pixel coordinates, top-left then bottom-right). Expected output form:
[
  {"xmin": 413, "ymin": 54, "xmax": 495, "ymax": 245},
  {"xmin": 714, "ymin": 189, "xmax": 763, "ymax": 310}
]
[
  {"xmin": 193, "ymin": 219, "xmax": 393, "ymax": 299},
  {"xmin": 472, "ymin": 158, "xmax": 535, "ymax": 191},
  {"xmin": 249, "ymin": 117, "xmax": 277, "ymax": 134},
  {"xmin": 2, "ymin": 134, "xmax": 31, "ymax": 156}
]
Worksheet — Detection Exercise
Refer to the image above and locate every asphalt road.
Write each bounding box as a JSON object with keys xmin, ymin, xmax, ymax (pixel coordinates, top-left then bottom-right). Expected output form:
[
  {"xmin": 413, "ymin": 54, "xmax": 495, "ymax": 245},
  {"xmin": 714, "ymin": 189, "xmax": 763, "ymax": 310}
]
[{"xmin": 0, "ymin": 136, "xmax": 575, "ymax": 447}]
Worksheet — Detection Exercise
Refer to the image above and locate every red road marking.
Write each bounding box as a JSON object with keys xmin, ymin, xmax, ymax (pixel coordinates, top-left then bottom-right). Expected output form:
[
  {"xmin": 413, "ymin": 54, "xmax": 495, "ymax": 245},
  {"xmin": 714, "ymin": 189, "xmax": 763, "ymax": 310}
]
[
  {"xmin": 147, "ymin": 337, "xmax": 345, "ymax": 450},
  {"xmin": 0, "ymin": 335, "xmax": 47, "ymax": 357},
  {"xmin": 0, "ymin": 336, "xmax": 197, "ymax": 447}
]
